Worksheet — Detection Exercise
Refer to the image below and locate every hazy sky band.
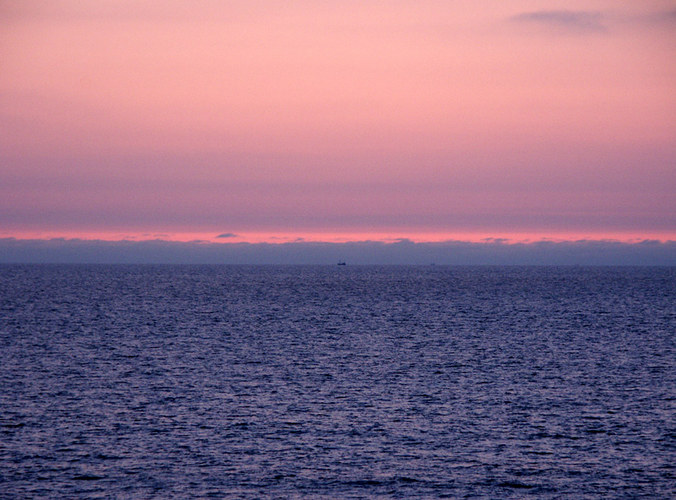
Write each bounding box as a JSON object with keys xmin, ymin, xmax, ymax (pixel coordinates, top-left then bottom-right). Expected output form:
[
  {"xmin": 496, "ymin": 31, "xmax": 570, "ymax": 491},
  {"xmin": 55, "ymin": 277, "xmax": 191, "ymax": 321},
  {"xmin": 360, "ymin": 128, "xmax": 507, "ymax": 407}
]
[
  {"xmin": 2, "ymin": 238, "xmax": 675, "ymax": 266},
  {"xmin": 1, "ymin": 1, "xmax": 674, "ymax": 242}
]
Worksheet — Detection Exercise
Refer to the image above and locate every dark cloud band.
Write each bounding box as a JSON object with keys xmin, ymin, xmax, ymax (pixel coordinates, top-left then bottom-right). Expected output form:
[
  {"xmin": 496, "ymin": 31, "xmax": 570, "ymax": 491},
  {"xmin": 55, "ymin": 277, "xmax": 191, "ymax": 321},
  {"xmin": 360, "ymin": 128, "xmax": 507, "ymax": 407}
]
[
  {"xmin": 511, "ymin": 10, "xmax": 605, "ymax": 33},
  {"xmin": 1, "ymin": 238, "xmax": 674, "ymax": 266}
]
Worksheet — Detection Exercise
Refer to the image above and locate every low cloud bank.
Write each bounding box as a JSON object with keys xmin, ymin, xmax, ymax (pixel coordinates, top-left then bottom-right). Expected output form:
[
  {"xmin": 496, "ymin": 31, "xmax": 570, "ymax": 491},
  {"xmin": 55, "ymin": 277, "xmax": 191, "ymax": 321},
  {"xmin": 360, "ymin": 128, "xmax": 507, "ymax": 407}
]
[
  {"xmin": 511, "ymin": 10, "xmax": 606, "ymax": 33},
  {"xmin": 0, "ymin": 238, "xmax": 674, "ymax": 265}
]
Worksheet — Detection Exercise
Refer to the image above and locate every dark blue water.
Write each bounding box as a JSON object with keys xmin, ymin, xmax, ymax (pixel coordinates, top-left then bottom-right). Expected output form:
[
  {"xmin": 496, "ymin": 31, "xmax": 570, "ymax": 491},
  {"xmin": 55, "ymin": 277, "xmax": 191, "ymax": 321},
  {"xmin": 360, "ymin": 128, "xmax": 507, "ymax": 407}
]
[{"xmin": 1, "ymin": 265, "xmax": 674, "ymax": 498}]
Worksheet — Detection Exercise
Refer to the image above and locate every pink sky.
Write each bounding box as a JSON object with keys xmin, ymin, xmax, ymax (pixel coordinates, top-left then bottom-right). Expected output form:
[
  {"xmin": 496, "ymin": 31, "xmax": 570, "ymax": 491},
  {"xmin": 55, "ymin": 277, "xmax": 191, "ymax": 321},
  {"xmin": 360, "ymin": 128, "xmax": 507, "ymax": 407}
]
[{"xmin": 1, "ymin": 0, "xmax": 674, "ymax": 243}]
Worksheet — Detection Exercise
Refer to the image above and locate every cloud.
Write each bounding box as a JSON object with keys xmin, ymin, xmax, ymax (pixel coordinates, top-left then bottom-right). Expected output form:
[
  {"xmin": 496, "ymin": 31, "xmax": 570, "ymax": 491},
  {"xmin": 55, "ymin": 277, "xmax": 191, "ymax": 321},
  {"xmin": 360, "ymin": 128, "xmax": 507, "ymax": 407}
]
[
  {"xmin": 216, "ymin": 233, "xmax": 238, "ymax": 239},
  {"xmin": 511, "ymin": 10, "xmax": 606, "ymax": 34},
  {"xmin": 645, "ymin": 8, "xmax": 676, "ymax": 26}
]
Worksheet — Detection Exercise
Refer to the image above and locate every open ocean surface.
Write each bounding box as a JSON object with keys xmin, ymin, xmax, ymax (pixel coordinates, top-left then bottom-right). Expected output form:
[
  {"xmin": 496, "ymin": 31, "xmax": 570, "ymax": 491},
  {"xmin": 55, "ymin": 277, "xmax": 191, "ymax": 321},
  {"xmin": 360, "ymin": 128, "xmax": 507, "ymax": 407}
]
[{"xmin": 1, "ymin": 265, "xmax": 674, "ymax": 498}]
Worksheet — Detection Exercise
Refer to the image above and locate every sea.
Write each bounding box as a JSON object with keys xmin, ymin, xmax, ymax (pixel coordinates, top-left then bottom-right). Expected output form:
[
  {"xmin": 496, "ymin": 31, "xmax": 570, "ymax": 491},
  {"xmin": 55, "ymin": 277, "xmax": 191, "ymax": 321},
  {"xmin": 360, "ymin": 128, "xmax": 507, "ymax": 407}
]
[{"xmin": 1, "ymin": 265, "xmax": 674, "ymax": 498}]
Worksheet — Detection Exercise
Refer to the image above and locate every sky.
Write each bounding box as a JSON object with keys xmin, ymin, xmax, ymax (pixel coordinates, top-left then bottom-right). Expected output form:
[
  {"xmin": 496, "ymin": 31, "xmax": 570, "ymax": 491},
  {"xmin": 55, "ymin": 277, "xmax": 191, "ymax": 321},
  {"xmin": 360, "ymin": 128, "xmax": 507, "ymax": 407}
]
[{"xmin": 1, "ymin": 0, "xmax": 675, "ymax": 259}]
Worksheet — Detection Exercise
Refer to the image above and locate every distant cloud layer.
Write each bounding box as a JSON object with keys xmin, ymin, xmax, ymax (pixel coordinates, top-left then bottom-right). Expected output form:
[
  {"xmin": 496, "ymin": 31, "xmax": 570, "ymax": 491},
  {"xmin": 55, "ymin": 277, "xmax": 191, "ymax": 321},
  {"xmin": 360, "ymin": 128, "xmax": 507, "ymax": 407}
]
[
  {"xmin": 651, "ymin": 8, "xmax": 676, "ymax": 25},
  {"xmin": 511, "ymin": 10, "xmax": 606, "ymax": 33},
  {"xmin": 216, "ymin": 233, "xmax": 238, "ymax": 239},
  {"xmin": 1, "ymin": 238, "xmax": 674, "ymax": 266}
]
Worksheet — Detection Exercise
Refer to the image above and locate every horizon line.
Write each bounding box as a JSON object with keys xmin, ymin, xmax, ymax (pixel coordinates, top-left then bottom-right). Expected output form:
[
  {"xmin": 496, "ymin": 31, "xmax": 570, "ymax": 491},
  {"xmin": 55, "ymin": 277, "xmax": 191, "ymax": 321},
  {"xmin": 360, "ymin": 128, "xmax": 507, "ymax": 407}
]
[{"xmin": 2, "ymin": 235, "xmax": 674, "ymax": 265}]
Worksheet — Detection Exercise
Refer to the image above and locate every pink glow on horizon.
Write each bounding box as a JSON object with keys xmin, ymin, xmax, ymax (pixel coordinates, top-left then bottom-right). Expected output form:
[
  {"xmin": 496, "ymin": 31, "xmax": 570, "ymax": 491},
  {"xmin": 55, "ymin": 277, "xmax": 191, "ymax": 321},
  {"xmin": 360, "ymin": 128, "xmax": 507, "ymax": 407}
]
[{"xmin": 3, "ymin": 230, "xmax": 674, "ymax": 246}]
